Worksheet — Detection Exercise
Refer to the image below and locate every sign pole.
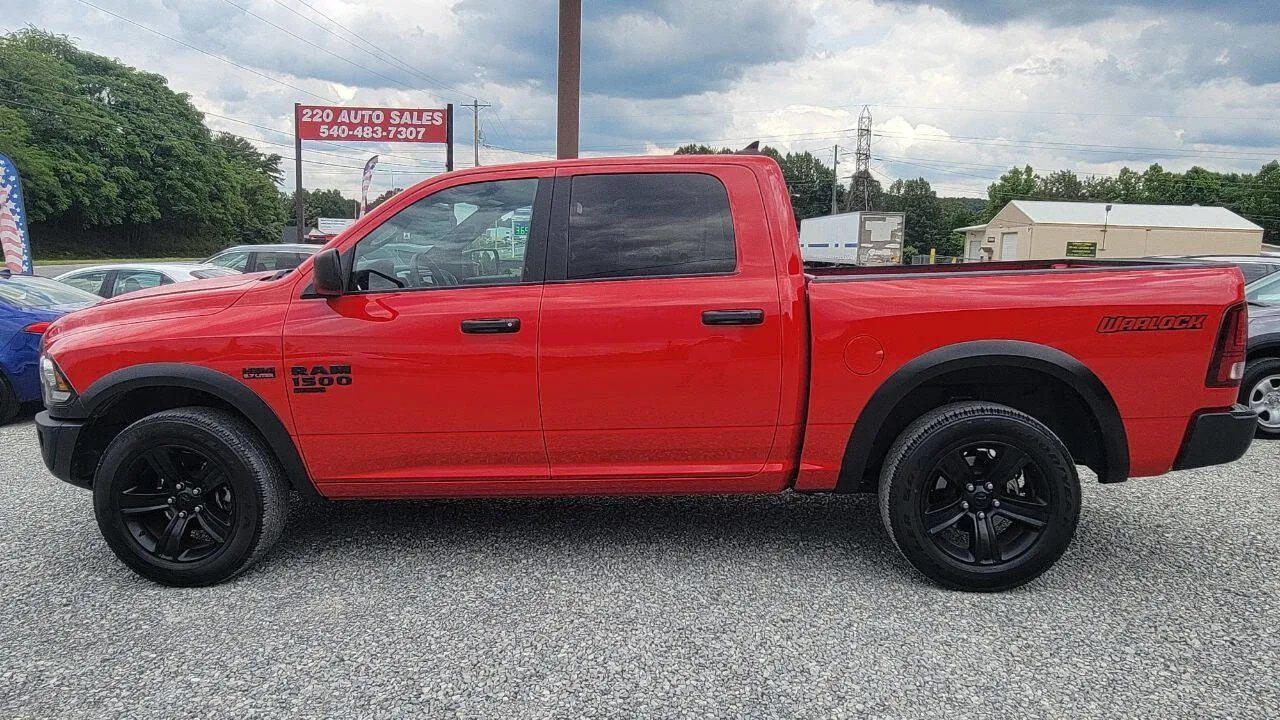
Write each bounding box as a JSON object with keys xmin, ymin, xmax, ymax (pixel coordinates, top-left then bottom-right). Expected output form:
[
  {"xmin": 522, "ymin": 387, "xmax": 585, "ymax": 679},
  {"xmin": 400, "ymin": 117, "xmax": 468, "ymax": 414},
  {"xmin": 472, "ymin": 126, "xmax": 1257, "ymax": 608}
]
[
  {"xmin": 445, "ymin": 103, "xmax": 454, "ymax": 172},
  {"xmin": 556, "ymin": 0, "xmax": 582, "ymax": 159},
  {"xmin": 293, "ymin": 102, "xmax": 305, "ymax": 242}
]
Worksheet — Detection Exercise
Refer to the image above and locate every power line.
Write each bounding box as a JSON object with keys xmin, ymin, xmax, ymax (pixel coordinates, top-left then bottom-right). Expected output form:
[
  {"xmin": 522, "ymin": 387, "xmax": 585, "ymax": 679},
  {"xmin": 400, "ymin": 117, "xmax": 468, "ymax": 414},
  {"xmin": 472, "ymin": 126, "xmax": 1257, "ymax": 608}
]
[
  {"xmin": 0, "ymin": 97, "xmax": 432, "ymax": 175},
  {"xmin": 216, "ymin": 0, "xmax": 430, "ymax": 94},
  {"xmin": 878, "ymin": 130, "xmax": 1280, "ymax": 158},
  {"xmin": 70, "ymin": 0, "xmax": 341, "ymax": 104},
  {"xmin": 262, "ymin": 0, "xmax": 446, "ymax": 102},
  {"xmin": 480, "ymin": 143, "xmax": 555, "ymax": 159},
  {"xmin": 487, "ymin": 106, "xmax": 516, "ymax": 149},
  {"xmin": 0, "ymin": 76, "xmax": 442, "ymax": 170},
  {"xmin": 873, "ymin": 131, "xmax": 1280, "ymax": 163},
  {"xmin": 499, "ymin": 127, "xmax": 858, "ymax": 156},
  {"xmin": 581, "ymin": 100, "xmax": 1276, "ymax": 123},
  {"xmin": 284, "ymin": 0, "xmax": 484, "ymax": 102}
]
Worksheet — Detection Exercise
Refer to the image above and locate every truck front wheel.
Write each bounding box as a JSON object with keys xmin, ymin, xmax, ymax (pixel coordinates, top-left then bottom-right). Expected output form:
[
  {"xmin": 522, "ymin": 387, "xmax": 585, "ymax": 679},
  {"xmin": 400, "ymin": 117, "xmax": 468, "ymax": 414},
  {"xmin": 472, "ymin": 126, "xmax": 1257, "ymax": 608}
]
[
  {"xmin": 878, "ymin": 401, "xmax": 1081, "ymax": 592},
  {"xmin": 93, "ymin": 407, "xmax": 288, "ymax": 586}
]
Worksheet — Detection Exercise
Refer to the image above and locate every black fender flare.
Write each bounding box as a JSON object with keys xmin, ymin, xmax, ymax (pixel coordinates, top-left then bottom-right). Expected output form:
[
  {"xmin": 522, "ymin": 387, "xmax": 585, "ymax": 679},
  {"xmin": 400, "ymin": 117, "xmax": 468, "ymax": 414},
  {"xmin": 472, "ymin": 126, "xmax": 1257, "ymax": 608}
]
[
  {"xmin": 1246, "ymin": 333, "xmax": 1280, "ymax": 360},
  {"xmin": 77, "ymin": 363, "xmax": 319, "ymax": 499},
  {"xmin": 838, "ymin": 340, "xmax": 1129, "ymax": 490}
]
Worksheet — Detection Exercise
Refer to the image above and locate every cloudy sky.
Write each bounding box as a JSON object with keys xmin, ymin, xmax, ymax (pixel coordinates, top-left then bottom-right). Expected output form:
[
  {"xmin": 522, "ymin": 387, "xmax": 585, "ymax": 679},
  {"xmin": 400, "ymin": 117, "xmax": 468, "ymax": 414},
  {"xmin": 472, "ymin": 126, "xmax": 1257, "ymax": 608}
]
[{"xmin": 5, "ymin": 0, "xmax": 1278, "ymax": 199}]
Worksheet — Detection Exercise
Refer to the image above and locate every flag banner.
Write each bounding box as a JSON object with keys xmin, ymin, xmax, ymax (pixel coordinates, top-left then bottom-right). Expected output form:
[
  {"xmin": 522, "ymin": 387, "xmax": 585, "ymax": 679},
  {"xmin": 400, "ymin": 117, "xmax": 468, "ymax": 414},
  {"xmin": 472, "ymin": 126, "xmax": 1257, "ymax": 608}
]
[
  {"xmin": 360, "ymin": 155, "xmax": 379, "ymax": 217},
  {"xmin": 0, "ymin": 153, "xmax": 33, "ymax": 274}
]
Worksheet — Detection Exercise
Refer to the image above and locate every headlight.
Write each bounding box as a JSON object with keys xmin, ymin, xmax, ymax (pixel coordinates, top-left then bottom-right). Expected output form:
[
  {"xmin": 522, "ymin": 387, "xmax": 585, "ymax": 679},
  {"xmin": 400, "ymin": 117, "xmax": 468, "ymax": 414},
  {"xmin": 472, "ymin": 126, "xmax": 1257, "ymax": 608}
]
[{"xmin": 39, "ymin": 354, "xmax": 76, "ymax": 407}]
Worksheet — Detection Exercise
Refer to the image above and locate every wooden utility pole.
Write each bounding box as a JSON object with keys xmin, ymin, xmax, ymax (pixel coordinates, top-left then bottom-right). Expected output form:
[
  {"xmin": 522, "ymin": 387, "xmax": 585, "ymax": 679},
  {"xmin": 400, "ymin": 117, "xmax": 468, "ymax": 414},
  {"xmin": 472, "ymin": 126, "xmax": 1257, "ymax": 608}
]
[
  {"xmin": 293, "ymin": 103, "xmax": 305, "ymax": 241},
  {"xmin": 463, "ymin": 99, "xmax": 491, "ymax": 167},
  {"xmin": 556, "ymin": 0, "xmax": 581, "ymax": 159},
  {"xmin": 831, "ymin": 145, "xmax": 839, "ymax": 215}
]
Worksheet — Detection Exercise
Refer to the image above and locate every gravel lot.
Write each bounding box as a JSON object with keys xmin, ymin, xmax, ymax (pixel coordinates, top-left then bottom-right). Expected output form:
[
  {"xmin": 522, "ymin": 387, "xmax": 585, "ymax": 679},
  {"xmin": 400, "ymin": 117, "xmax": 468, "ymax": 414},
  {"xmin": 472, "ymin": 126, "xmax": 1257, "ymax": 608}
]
[{"xmin": 2, "ymin": 407, "xmax": 1277, "ymax": 719}]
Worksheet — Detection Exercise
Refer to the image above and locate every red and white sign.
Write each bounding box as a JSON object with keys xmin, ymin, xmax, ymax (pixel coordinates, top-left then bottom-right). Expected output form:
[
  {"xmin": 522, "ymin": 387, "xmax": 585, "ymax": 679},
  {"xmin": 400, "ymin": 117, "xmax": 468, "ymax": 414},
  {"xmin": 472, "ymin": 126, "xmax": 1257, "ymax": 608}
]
[{"xmin": 295, "ymin": 105, "xmax": 448, "ymax": 143}]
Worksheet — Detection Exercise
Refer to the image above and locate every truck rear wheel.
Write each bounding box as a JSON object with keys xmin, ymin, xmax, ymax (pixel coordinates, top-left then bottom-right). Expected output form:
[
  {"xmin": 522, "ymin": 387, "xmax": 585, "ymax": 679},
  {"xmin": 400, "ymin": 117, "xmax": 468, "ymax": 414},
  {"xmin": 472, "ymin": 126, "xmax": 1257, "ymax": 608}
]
[
  {"xmin": 878, "ymin": 401, "xmax": 1080, "ymax": 592},
  {"xmin": 93, "ymin": 407, "xmax": 288, "ymax": 586}
]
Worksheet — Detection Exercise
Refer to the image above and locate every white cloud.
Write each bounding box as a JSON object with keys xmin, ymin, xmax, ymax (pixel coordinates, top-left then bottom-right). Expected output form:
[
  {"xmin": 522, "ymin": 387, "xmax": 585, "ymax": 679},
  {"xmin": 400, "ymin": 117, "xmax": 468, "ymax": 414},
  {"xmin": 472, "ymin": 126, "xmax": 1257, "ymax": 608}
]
[{"xmin": 4, "ymin": 0, "xmax": 1277, "ymax": 200}]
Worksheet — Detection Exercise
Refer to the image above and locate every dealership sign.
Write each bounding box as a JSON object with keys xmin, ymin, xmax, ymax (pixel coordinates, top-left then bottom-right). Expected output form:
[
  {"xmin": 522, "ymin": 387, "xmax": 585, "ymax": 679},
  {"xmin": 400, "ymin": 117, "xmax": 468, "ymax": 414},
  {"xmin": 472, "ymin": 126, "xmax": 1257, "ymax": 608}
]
[
  {"xmin": 290, "ymin": 102, "xmax": 454, "ymax": 243},
  {"xmin": 295, "ymin": 105, "xmax": 448, "ymax": 143}
]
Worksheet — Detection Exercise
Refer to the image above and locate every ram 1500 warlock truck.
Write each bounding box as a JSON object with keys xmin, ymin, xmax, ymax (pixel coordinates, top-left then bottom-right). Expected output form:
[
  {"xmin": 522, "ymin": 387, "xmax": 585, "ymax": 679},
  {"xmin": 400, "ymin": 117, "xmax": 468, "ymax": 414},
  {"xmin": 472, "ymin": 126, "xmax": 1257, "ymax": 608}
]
[{"xmin": 35, "ymin": 154, "xmax": 1255, "ymax": 590}]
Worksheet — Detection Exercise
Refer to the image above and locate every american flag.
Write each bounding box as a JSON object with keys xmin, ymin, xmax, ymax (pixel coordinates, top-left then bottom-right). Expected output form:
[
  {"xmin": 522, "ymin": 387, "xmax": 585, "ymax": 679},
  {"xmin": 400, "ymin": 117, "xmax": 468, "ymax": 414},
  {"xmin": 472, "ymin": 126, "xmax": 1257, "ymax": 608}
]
[{"xmin": 0, "ymin": 153, "xmax": 32, "ymax": 274}]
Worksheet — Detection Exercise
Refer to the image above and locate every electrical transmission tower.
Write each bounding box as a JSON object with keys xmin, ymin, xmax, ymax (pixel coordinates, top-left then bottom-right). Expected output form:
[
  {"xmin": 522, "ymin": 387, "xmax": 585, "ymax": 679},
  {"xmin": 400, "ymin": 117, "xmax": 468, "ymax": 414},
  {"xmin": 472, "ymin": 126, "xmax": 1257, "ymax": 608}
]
[{"xmin": 852, "ymin": 105, "xmax": 872, "ymax": 211}]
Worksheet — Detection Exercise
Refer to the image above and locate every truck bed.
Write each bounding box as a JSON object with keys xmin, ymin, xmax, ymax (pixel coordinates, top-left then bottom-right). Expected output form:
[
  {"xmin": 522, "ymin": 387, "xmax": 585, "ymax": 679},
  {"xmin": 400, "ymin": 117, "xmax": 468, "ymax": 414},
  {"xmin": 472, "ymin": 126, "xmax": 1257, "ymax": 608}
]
[
  {"xmin": 795, "ymin": 259, "xmax": 1245, "ymax": 491},
  {"xmin": 805, "ymin": 258, "xmax": 1202, "ymax": 280}
]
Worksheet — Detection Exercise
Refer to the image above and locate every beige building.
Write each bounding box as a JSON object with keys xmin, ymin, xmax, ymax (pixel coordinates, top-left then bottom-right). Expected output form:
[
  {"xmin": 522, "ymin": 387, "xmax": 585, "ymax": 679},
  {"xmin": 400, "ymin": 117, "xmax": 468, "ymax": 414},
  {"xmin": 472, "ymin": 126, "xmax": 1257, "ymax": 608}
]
[{"xmin": 957, "ymin": 200, "xmax": 1263, "ymax": 261}]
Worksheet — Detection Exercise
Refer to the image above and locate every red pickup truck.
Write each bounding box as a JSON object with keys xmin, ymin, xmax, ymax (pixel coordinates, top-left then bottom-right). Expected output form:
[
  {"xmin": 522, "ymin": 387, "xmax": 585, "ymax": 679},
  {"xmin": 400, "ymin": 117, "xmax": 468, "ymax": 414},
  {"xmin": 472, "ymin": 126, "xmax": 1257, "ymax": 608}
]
[{"xmin": 36, "ymin": 154, "xmax": 1254, "ymax": 590}]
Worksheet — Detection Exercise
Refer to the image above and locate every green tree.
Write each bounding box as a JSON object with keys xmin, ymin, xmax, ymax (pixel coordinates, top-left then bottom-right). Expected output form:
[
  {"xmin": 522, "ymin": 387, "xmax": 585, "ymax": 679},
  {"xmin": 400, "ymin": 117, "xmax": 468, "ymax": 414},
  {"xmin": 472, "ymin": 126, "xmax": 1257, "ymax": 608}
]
[
  {"xmin": 213, "ymin": 132, "xmax": 283, "ymax": 185},
  {"xmin": 848, "ymin": 170, "xmax": 885, "ymax": 212},
  {"xmin": 673, "ymin": 144, "xmax": 734, "ymax": 155},
  {"xmin": 0, "ymin": 29, "xmax": 288, "ymax": 257},
  {"xmin": 674, "ymin": 143, "xmax": 844, "ymax": 225},
  {"xmin": 981, "ymin": 165, "xmax": 1040, "ymax": 220},
  {"xmin": 1038, "ymin": 170, "xmax": 1084, "ymax": 200},
  {"xmin": 283, "ymin": 188, "xmax": 356, "ymax": 228},
  {"xmin": 367, "ymin": 188, "xmax": 404, "ymax": 212},
  {"xmin": 882, "ymin": 178, "xmax": 942, "ymax": 256}
]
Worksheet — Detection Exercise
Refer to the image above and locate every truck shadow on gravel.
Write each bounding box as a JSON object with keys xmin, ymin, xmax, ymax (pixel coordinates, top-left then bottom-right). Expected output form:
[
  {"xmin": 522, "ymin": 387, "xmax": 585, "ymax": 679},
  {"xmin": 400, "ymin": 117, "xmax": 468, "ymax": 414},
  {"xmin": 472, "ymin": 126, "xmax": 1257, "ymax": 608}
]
[
  {"xmin": 275, "ymin": 491, "xmax": 908, "ymax": 571},
  {"xmin": 258, "ymin": 488, "xmax": 1207, "ymax": 593}
]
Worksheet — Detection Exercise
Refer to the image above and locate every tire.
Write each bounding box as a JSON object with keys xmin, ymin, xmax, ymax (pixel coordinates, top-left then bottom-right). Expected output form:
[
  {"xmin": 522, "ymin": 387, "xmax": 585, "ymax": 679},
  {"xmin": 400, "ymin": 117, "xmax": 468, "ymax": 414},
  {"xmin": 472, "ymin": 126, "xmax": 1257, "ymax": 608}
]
[
  {"xmin": 1239, "ymin": 358, "xmax": 1280, "ymax": 439},
  {"xmin": 878, "ymin": 401, "xmax": 1081, "ymax": 592},
  {"xmin": 93, "ymin": 407, "xmax": 288, "ymax": 586},
  {"xmin": 0, "ymin": 373, "xmax": 17, "ymax": 425}
]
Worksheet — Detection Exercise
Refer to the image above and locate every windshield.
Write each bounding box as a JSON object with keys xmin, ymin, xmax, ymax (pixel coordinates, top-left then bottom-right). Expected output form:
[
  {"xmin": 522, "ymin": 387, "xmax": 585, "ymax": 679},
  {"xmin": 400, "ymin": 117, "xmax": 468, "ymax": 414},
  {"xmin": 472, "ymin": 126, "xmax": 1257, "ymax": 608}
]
[
  {"xmin": 1246, "ymin": 272, "xmax": 1280, "ymax": 305},
  {"xmin": 0, "ymin": 274, "xmax": 100, "ymax": 309}
]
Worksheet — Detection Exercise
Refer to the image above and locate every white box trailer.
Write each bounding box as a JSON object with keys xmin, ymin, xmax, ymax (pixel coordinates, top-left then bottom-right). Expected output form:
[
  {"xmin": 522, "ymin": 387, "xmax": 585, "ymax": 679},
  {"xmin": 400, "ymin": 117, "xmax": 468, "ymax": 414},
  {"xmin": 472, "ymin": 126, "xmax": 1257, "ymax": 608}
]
[{"xmin": 799, "ymin": 211, "xmax": 906, "ymax": 265}]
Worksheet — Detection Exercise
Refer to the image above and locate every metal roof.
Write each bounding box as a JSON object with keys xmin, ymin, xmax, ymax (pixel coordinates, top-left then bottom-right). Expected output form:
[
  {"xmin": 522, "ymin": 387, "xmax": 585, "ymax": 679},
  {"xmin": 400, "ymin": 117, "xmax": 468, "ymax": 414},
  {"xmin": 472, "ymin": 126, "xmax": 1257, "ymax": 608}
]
[{"xmin": 1007, "ymin": 200, "xmax": 1262, "ymax": 231}]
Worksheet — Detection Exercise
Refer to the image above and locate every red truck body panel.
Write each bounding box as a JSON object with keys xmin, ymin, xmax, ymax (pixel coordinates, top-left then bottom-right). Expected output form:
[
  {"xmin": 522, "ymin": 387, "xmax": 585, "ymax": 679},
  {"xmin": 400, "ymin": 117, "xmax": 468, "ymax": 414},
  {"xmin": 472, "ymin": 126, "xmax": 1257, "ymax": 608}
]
[
  {"xmin": 41, "ymin": 155, "xmax": 1247, "ymax": 500},
  {"xmin": 795, "ymin": 265, "xmax": 1242, "ymax": 490}
]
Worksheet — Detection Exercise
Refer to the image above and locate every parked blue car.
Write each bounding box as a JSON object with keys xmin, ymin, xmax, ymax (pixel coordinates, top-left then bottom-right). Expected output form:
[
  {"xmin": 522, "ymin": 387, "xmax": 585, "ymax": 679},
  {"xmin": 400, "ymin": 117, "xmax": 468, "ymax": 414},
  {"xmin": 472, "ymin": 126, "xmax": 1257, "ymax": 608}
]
[{"xmin": 0, "ymin": 270, "xmax": 99, "ymax": 423}]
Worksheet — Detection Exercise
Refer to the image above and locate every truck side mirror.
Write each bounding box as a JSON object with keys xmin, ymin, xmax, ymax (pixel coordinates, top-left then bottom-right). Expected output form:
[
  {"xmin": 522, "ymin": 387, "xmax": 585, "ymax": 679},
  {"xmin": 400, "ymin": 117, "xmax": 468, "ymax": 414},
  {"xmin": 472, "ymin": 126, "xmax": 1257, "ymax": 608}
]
[{"xmin": 312, "ymin": 248, "xmax": 345, "ymax": 296}]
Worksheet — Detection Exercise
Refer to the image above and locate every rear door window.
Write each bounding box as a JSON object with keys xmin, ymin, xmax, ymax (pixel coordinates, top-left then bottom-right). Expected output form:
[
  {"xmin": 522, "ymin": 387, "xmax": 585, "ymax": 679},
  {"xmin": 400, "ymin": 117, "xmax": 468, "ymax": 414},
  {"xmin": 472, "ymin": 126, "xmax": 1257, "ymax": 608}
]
[
  {"xmin": 208, "ymin": 251, "xmax": 249, "ymax": 271},
  {"xmin": 60, "ymin": 270, "xmax": 108, "ymax": 296},
  {"xmin": 112, "ymin": 270, "xmax": 167, "ymax": 296},
  {"xmin": 253, "ymin": 252, "xmax": 307, "ymax": 272},
  {"xmin": 563, "ymin": 173, "xmax": 736, "ymax": 280}
]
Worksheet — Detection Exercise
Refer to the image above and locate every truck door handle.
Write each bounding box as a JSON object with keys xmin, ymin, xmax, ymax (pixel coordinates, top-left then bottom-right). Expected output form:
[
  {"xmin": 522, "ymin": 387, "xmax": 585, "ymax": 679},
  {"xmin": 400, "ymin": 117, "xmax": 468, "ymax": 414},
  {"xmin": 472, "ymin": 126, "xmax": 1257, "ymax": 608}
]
[
  {"xmin": 702, "ymin": 309, "xmax": 765, "ymax": 326},
  {"xmin": 461, "ymin": 318, "xmax": 521, "ymax": 334}
]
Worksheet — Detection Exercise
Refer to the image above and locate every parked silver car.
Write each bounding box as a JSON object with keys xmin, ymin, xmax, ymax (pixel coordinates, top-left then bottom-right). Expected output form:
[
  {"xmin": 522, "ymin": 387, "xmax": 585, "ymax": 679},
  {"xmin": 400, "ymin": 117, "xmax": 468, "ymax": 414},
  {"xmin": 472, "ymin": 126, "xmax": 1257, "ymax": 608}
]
[
  {"xmin": 203, "ymin": 244, "xmax": 319, "ymax": 273},
  {"xmin": 55, "ymin": 263, "xmax": 238, "ymax": 299}
]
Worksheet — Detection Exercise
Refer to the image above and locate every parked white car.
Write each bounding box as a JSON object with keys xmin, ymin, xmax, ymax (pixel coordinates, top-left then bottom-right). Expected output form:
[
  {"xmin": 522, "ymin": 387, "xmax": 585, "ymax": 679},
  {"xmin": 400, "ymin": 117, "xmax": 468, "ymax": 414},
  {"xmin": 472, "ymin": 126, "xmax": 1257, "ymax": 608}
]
[{"xmin": 55, "ymin": 263, "xmax": 239, "ymax": 299}]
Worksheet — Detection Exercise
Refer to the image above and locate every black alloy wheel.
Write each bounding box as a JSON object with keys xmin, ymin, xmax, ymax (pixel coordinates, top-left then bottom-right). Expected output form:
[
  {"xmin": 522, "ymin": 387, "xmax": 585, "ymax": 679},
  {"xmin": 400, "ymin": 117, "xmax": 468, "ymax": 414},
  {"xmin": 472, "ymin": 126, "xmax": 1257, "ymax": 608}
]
[
  {"xmin": 879, "ymin": 401, "xmax": 1081, "ymax": 592},
  {"xmin": 918, "ymin": 441, "xmax": 1051, "ymax": 567},
  {"xmin": 115, "ymin": 444, "xmax": 236, "ymax": 563},
  {"xmin": 93, "ymin": 407, "xmax": 288, "ymax": 586}
]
